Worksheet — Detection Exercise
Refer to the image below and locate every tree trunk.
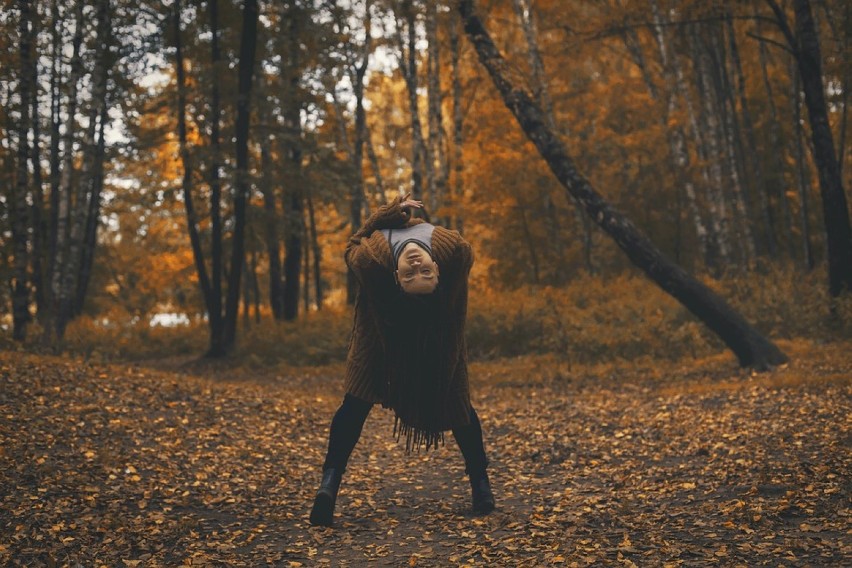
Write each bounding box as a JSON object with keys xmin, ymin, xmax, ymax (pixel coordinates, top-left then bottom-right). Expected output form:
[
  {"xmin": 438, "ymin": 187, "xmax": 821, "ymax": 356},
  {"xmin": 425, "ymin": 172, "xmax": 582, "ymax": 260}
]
[
  {"xmin": 58, "ymin": 0, "xmax": 111, "ymax": 335},
  {"xmin": 517, "ymin": 200, "xmax": 540, "ymax": 284},
  {"xmin": 47, "ymin": 0, "xmax": 84, "ymax": 341},
  {"xmin": 396, "ymin": 0, "xmax": 426, "ymax": 201},
  {"xmin": 791, "ymin": 0, "xmax": 852, "ymax": 295},
  {"xmin": 44, "ymin": 0, "xmax": 62, "ymax": 334},
  {"xmin": 243, "ymin": 256, "xmax": 251, "ymax": 328},
  {"xmin": 661, "ymin": 7, "xmax": 722, "ymax": 271},
  {"xmin": 643, "ymin": 0, "xmax": 711, "ymax": 267},
  {"xmin": 209, "ymin": 0, "xmax": 224, "ymax": 342},
  {"xmin": 726, "ymin": 15, "xmax": 776, "ymax": 258},
  {"xmin": 513, "ymin": 0, "xmax": 571, "ymax": 281},
  {"xmin": 346, "ymin": 3, "xmax": 371, "ymax": 305},
  {"xmin": 252, "ymin": 246, "xmax": 261, "ymax": 324},
  {"xmin": 512, "ymin": 0, "xmax": 555, "ymax": 129},
  {"xmin": 282, "ymin": 0, "xmax": 303, "ymax": 322},
  {"xmin": 459, "ymin": 0, "xmax": 788, "ymax": 370},
  {"xmin": 12, "ymin": 0, "xmax": 33, "ymax": 341},
  {"xmin": 767, "ymin": 0, "xmax": 852, "ymax": 296},
  {"xmin": 691, "ymin": 27, "xmax": 734, "ymax": 269},
  {"xmin": 302, "ymin": 220, "xmax": 310, "ymax": 313},
  {"xmin": 306, "ymin": 182, "xmax": 322, "ymax": 309},
  {"xmin": 174, "ymin": 0, "xmax": 217, "ymax": 353},
  {"xmin": 793, "ymin": 70, "xmax": 815, "ymax": 270},
  {"xmin": 425, "ymin": 0, "xmax": 444, "ymax": 215},
  {"xmin": 222, "ymin": 0, "xmax": 259, "ymax": 349},
  {"xmin": 755, "ymin": 8, "xmax": 790, "ymax": 258},
  {"xmin": 710, "ymin": 22, "xmax": 757, "ymax": 265},
  {"xmin": 259, "ymin": 120, "xmax": 285, "ymax": 319},
  {"xmin": 75, "ymin": 101, "xmax": 109, "ymax": 316},
  {"xmin": 365, "ymin": 130, "xmax": 385, "ymax": 199},
  {"xmin": 30, "ymin": 4, "xmax": 46, "ymax": 319},
  {"xmin": 449, "ymin": 12, "xmax": 464, "ymax": 233}
]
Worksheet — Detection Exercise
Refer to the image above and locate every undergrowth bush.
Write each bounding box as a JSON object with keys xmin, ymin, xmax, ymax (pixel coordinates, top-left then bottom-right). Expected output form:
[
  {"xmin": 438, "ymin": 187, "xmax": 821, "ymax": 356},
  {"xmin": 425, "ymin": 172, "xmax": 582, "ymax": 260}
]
[
  {"xmin": 54, "ymin": 313, "xmax": 208, "ymax": 361},
  {"xmin": 17, "ymin": 267, "xmax": 850, "ymax": 367}
]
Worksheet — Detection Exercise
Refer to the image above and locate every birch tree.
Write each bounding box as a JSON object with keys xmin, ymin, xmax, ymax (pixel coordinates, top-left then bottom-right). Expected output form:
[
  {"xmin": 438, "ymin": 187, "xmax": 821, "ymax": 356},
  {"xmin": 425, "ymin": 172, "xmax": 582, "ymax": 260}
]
[{"xmin": 458, "ymin": 0, "xmax": 789, "ymax": 370}]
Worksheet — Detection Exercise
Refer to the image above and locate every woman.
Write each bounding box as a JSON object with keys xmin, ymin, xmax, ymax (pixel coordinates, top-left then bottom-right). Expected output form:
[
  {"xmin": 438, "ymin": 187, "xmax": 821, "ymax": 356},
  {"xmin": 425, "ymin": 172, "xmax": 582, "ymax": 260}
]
[{"xmin": 309, "ymin": 194, "xmax": 495, "ymax": 527}]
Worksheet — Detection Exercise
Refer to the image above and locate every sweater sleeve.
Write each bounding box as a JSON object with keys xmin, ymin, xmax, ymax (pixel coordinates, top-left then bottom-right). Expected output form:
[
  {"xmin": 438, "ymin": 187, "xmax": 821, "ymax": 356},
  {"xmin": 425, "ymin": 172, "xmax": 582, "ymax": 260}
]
[
  {"xmin": 443, "ymin": 238, "xmax": 473, "ymax": 397},
  {"xmin": 442, "ymin": 235, "xmax": 474, "ymax": 280},
  {"xmin": 345, "ymin": 196, "xmax": 410, "ymax": 278}
]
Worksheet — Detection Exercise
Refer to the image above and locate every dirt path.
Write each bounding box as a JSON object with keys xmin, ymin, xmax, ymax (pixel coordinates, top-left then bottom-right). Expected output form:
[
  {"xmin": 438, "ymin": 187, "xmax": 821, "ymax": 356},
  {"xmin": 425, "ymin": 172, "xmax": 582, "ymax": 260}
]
[{"xmin": 1, "ymin": 343, "xmax": 850, "ymax": 566}]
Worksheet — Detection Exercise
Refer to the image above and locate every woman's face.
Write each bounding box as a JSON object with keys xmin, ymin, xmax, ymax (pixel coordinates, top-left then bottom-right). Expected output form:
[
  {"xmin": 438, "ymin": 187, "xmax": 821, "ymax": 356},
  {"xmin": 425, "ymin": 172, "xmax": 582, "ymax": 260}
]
[{"xmin": 396, "ymin": 242, "xmax": 439, "ymax": 295}]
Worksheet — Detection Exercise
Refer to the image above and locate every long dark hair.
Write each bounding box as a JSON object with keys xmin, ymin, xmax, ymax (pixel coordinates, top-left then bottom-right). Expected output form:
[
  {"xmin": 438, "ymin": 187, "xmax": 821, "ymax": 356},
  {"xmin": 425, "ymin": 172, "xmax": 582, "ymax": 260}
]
[{"xmin": 383, "ymin": 284, "xmax": 451, "ymax": 450}]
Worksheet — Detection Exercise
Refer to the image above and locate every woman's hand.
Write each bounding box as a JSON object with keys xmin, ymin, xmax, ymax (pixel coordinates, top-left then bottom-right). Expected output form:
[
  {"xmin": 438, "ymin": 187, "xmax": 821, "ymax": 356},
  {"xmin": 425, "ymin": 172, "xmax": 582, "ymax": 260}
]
[
  {"xmin": 400, "ymin": 193, "xmax": 423, "ymax": 220},
  {"xmin": 400, "ymin": 193, "xmax": 423, "ymax": 212}
]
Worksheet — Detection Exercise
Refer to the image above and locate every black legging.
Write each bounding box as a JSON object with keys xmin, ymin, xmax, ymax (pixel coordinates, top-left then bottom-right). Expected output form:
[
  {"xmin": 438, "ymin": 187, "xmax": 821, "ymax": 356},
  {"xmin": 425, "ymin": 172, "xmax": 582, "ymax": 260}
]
[{"xmin": 322, "ymin": 393, "xmax": 489, "ymax": 478}]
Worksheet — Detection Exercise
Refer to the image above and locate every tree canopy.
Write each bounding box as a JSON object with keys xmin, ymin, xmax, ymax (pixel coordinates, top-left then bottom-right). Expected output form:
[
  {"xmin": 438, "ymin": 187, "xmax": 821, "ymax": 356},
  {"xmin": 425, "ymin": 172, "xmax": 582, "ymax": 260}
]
[{"xmin": 0, "ymin": 0, "xmax": 849, "ymax": 365}]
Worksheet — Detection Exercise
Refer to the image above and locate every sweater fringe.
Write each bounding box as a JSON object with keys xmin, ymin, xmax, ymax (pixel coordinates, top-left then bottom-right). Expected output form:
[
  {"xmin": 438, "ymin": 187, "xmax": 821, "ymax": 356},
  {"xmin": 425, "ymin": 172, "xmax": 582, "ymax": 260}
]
[{"xmin": 393, "ymin": 414, "xmax": 445, "ymax": 453}]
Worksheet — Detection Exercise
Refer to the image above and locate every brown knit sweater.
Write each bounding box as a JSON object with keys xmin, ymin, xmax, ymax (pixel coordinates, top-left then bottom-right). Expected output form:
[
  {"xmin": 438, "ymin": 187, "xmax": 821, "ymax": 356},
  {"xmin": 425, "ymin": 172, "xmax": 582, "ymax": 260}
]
[{"xmin": 344, "ymin": 197, "xmax": 474, "ymax": 448}]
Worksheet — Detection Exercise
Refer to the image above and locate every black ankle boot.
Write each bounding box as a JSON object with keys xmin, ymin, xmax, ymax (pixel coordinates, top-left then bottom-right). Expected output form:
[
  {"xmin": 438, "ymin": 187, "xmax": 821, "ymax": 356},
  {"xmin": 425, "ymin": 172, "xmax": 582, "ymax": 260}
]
[
  {"xmin": 470, "ymin": 472, "xmax": 495, "ymax": 514},
  {"xmin": 310, "ymin": 468, "xmax": 342, "ymax": 526}
]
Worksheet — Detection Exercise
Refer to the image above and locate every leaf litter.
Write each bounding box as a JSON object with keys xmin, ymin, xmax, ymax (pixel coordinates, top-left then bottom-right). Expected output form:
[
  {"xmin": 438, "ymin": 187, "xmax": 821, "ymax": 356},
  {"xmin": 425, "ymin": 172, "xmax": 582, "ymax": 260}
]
[{"xmin": 0, "ymin": 342, "xmax": 849, "ymax": 566}]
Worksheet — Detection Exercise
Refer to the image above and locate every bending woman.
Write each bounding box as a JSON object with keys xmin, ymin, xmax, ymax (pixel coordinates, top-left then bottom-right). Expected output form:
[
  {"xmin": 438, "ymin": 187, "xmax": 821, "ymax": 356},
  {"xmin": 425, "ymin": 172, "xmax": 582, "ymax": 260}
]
[{"xmin": 309, "ymin": 194, "xmax": 495, "ymax": 527}]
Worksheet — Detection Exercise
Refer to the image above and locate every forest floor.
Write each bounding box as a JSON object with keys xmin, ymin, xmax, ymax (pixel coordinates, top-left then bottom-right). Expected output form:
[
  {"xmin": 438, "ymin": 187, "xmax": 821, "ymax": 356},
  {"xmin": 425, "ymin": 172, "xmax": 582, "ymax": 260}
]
[{"xmin": 1, "ymin": 339, "xmax": 850, "ymax": 567}]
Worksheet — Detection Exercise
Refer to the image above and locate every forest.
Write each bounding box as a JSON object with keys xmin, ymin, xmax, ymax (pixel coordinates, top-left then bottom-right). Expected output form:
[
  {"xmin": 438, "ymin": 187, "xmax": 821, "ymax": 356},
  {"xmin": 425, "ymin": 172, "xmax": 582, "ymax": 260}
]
[{"xmin": 1, "ymin": 0, "xmax": 850, "ymax": 565}]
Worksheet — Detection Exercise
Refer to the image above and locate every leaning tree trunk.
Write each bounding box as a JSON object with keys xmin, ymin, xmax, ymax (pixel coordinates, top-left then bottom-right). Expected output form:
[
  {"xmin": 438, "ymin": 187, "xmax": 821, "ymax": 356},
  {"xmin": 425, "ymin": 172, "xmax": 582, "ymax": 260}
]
[
  {"xmin": 458, "ymin": 0, "xmax": 788, "ymax": 370},
  {"xmin": 222, "ymin": 0, "xmax": 259, "ymax": 349}
]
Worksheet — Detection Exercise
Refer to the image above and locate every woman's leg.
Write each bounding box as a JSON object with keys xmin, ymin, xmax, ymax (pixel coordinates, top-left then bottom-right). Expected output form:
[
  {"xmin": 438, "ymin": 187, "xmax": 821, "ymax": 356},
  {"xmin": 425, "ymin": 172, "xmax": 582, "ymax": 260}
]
[
  {"xmin": 322, "ymin": 393, "xmax": 374, "ymax": 473},
  {"xmin": 311, "ymin": 394, "xmax": 373, "ymax": 526},
  {"xmin": 452, "ymin": 406, "xmax": 495, "ymax": 513},
  {"xmin": 451, "ymin": 405, "xmax": 489, "ymax": 478}
]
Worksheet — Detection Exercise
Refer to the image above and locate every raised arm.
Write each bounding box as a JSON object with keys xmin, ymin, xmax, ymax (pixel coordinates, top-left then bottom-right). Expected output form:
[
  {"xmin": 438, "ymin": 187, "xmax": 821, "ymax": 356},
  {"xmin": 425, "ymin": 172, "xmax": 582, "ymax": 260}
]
[{"xmin": 345, "ymin": 194, "xmax": 423, "ymax": 276}]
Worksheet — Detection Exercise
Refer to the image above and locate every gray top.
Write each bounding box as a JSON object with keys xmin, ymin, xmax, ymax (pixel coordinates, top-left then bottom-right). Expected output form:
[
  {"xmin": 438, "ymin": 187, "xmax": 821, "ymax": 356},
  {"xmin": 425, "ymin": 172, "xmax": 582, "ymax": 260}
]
[{"xmin": 381, "ymin": 223, "xmax": 436, "ymax": 265}]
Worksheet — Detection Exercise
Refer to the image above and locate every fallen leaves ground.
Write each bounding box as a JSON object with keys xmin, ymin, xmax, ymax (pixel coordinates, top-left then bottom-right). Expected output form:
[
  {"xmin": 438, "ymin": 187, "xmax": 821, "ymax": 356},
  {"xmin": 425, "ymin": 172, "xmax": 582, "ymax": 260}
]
[{"xmin": 1, "ymin": 339, "xmax": 850, "ymax": 567}]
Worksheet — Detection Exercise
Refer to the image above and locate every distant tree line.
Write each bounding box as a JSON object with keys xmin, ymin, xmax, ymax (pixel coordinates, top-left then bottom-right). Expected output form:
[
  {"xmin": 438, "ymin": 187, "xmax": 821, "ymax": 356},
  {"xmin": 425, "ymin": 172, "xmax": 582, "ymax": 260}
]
[{"xmin": 0, "ymin": 0, "xmax": 848, "ymax": 367}]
